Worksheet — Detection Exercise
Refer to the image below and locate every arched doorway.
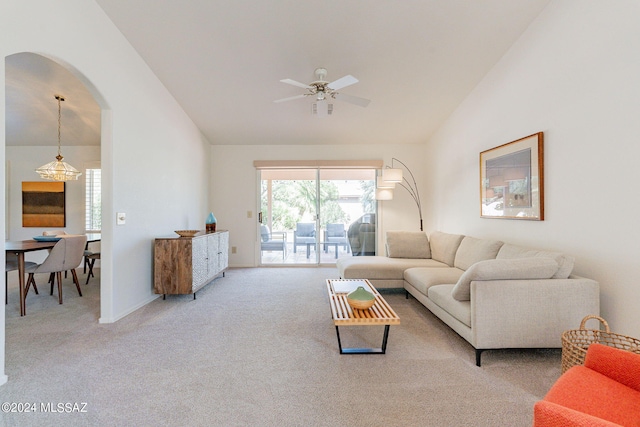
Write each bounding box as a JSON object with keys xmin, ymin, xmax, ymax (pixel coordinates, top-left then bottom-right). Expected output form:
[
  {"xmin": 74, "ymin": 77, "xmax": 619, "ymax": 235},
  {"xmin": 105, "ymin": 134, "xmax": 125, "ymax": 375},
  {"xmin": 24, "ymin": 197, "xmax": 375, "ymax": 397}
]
[{"xmin": 4, "ymin": 52, "xmax": 109, "ymax": 321}]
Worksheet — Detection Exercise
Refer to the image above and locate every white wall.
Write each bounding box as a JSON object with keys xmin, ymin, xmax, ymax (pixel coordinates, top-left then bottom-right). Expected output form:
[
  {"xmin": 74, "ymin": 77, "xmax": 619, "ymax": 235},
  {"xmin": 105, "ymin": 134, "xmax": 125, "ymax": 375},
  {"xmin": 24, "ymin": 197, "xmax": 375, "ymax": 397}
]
[
  {"xmin": 1, "ymin": 0, "xmax": 210, "ymax": 385},
  {"xmin": 425, "ymin": 0, "xmax": 640, "ymax": 337},
  {"xmin": 211, "ymin": 144, "xmax": 427, "ymax": 267}
]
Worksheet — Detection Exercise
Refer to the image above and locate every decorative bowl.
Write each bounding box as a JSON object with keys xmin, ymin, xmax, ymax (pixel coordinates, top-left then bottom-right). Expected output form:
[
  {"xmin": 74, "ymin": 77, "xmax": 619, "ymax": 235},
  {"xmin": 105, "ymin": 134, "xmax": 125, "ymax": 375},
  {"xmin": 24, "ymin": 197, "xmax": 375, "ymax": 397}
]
[
  {"xmin": 175, "ymin": 230, "xmax": 200, "ymax": 237},
  {"xmin": 33, "ymin": 236, "xmax": 62, "ymax": 242},
  {"xmin": 347, "ymin": 286, "xmax": 376, "ymax": 310}
]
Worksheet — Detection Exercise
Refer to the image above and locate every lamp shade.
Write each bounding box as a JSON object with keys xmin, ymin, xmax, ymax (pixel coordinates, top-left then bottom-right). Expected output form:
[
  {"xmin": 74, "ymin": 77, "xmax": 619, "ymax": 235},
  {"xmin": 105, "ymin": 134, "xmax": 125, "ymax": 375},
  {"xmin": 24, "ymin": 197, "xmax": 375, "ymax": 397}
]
[
  {"xmin": 382, "ymin": 168, "xmax": 402, "ymax": 183},
  {"xmin": 375, "ymin": 188, "xmax": 394, "ymax": 200},
  {"xmin": 376, "ymin": 177, "xmax": 395, "ymax": 189}
]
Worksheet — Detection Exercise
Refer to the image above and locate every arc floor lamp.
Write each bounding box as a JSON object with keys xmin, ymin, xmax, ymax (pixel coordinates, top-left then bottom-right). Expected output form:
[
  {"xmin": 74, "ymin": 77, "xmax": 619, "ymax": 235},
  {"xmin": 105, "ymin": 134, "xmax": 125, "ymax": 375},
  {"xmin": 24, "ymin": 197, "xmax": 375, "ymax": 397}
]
[{"xmin": 375, "ymin": 158, "xmax": 423, "ymax": 231}]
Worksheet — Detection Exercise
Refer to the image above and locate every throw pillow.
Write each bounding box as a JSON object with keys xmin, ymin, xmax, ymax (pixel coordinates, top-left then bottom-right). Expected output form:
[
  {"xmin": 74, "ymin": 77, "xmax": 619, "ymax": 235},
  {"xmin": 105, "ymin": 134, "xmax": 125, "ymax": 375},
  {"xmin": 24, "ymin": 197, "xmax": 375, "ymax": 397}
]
[
  {"xmin": 496, "ymin": 244, "xmax": 575, "ymax": 279},
  {"xmin": 429, "ymin": 231, "xmax": 465, "ymax": 266},
  {"xmin": 453, "ymin": 236, "xmax": 504, "ymax": 270},
  {"xmin": 260, "ymin": 226, "xmax": 270, "ymax": 242},
  {"xmin": 451, "ymin": 258, "xmax": 560, "ymax": 301},
  {"xmin": 386, "ymin": 231, "xmax": 431, "ymax": 258}
]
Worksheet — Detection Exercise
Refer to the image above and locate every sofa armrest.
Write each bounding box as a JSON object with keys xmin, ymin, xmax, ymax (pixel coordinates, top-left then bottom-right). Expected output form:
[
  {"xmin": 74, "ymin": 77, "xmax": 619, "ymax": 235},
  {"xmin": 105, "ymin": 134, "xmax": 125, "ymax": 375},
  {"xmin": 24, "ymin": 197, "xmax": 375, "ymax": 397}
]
[
  {"xmin": 533, "ymin": 401, "xmax": 621, "ymax": 427},
  {"xmin": 585, "ymin": 343, "xmax": 640, "ymax": 392},
  {"xmin": 470, "ymin": 277, "xmax": 600, "ymax": 349}
]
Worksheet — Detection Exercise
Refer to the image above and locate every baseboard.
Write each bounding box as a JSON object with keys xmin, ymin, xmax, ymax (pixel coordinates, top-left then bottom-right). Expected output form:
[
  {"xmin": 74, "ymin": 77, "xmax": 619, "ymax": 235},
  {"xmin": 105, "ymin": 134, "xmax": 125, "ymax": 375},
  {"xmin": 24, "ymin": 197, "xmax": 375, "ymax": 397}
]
[{"xmin": 99, "ymin": 294, "xmax": 160, "ymax": 324}]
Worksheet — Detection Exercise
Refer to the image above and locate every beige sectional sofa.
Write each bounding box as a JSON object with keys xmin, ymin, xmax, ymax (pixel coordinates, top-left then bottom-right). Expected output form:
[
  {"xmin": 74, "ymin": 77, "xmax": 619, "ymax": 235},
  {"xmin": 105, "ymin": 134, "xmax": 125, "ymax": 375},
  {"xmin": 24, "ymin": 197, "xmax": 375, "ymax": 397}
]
[{"xmin": 336, "ymin": 231, "xmax": 600, "ymax": 366}]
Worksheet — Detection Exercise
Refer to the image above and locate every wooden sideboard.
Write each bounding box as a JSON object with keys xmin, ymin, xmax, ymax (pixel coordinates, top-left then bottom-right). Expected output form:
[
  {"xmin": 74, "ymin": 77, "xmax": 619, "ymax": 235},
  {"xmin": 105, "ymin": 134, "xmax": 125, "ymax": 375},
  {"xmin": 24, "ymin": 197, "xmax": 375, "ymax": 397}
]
[{"xmin": 154, "ymin": 230, "xmax": 229, "ymax": 298}]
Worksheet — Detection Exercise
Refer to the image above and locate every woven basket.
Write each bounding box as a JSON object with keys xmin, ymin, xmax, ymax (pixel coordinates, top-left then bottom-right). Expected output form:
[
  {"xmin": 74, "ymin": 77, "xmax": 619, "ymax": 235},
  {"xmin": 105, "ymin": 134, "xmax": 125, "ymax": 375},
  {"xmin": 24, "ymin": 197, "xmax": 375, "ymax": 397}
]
[{"xmin": 561, "ymin": 315, "xmax": 640, "ymax": 373}]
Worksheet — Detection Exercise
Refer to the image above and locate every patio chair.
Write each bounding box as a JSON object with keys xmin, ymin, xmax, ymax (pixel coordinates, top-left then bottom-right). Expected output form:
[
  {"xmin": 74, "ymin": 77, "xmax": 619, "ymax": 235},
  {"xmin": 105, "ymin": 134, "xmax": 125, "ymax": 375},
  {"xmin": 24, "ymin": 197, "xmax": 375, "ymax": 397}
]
[
  {"xmin": 260, "ymin": 225, "xmax": 287, "ymax": 260},
  {"xmin": 324, "ymin": 223, "xmax": 349, "ymax": 254},
  {"xmin": 293, "ymin": 223, "xmax": 316, "ymax": 256},
  {"xmin": 347, "ymin": 214, "xmax": 376, "ymax": 256}
]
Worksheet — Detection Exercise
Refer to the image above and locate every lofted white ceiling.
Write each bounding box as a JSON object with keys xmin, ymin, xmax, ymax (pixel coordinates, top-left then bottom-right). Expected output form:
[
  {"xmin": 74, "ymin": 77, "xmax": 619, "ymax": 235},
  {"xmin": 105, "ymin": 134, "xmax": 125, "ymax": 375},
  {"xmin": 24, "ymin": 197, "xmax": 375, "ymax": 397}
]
[
  {"xmin": 5, "ymin": 0, "xmax": 551, "ymax": 147},
  {"xmin": 5, "ymin": 53, "xmax": 101, "ymax": 147}
]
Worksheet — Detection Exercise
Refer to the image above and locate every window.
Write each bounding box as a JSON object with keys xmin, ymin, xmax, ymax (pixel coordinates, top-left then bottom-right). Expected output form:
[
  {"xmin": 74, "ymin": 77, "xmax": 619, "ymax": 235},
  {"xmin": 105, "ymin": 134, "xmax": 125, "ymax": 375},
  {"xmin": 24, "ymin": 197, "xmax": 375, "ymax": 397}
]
[
  {"xmin": 85, "ymin": 168, "xmax": 101, "ymax": 232},
  {"xmin": 255, "ymin": 160, "xmax": 382, "ymax": 265}
]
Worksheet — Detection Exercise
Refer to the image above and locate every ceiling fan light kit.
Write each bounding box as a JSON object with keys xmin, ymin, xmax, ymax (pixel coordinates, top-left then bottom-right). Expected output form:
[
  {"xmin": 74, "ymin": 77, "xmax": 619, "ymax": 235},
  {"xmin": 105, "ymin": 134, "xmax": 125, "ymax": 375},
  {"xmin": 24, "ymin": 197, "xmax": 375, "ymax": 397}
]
[
  {"xmin": 274, "ymin": 67, "xmax": 370, "ymax": 115},
  {"xmin": 312, "ymin": 102, "xmax": 333, "ymax": 117}
]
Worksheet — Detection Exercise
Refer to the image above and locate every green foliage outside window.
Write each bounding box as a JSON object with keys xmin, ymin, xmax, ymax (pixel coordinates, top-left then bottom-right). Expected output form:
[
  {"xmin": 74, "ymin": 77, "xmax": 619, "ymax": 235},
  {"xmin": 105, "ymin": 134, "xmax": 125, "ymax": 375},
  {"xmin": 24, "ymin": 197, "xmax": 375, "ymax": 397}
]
[{"xmin": 262, "ymin": 179, "xmax": 372, "ymax": 232}]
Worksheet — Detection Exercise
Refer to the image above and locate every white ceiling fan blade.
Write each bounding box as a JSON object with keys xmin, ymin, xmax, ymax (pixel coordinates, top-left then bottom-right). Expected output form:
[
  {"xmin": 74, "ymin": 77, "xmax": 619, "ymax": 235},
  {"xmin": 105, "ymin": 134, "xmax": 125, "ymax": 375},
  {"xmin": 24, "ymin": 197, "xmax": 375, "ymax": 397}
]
[
  {"xmin": 273, "ymin": 94, "xmax": 307, "ymax": 103},
  {"xmin": 280, "ymin": 79, "xmax": 313, "ymax": 89},
  {"xmin": 327, "ymin": 75, "xmax": 358, "ymax": 90},
  {"xmin": 333, "ymin": 92, "xmax": 371, "ymax": 107}
]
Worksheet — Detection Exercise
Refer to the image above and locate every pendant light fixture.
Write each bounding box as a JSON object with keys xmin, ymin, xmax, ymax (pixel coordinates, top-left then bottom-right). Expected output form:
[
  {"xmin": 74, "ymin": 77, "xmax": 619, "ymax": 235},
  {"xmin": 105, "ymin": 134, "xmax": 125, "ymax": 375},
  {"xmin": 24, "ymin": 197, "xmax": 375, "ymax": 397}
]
[{"xmin": 35, "ymin": 95, "xmax": 82, "ymax": 181}]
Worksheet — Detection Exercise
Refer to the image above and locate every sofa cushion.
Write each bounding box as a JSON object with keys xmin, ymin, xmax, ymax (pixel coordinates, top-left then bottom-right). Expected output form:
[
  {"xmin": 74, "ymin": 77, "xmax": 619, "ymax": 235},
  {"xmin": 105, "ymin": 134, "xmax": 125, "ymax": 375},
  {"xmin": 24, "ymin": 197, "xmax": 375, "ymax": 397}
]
[
  {"xmin": 403, "ymin": 267, "xmax": 464, "ymax": 295},
  {"xmin": 427, "ymin": 284, "xmax": 471, "ymax": 327},
  {"xmin": 429, "ymin": 231, "xmax": 464, "ymax": 266},
  {"xmin": 337, "ymin": 256, "xmax": 447, "ymax": 281},
  {"xmin": 451, "ymin": 257, "xmax": 560, "ymax": 301},
  {"xmin": 497, "ymin": 244, "xmax": 575, "ymax": 279},
  {"xmin": 453, "ymin": 236, "xmax": 504, "ymax": 271},
  {"xmin": 386, "ymin": 231, "xmax": 431, "ymax": 258}
]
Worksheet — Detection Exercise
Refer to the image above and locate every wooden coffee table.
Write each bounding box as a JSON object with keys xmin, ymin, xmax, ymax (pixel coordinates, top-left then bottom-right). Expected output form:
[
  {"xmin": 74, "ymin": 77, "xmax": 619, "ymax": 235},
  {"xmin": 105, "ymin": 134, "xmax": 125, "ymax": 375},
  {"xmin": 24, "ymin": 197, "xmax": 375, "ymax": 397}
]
[{"xmin": 326, "ymin": 279, "xmax": 400, "ymax": 354}]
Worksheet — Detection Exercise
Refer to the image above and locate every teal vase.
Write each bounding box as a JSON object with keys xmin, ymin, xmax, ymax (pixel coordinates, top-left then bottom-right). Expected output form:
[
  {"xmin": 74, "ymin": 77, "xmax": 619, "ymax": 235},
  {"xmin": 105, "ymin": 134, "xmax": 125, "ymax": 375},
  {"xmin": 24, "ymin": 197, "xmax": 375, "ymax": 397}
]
[{"xmin": 206, "ymin": 212, "xmax": 217, "ymax": 232}]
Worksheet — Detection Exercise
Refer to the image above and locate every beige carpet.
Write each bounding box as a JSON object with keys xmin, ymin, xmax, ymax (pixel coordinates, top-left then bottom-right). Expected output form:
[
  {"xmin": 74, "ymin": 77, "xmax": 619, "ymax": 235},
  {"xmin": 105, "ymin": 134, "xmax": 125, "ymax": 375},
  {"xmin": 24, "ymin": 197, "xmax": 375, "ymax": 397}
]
[{"xmin": 2, "ymin": 267, "xmax": 561, "ymax": 426}]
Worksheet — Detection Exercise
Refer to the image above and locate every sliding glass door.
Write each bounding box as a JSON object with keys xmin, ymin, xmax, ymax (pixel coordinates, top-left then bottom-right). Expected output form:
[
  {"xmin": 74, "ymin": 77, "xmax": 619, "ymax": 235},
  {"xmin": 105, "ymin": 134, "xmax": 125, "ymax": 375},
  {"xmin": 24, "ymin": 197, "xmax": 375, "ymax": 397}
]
[{"xmin": 259, "ymin": 168, "xmax": 376, "ymax": 265}]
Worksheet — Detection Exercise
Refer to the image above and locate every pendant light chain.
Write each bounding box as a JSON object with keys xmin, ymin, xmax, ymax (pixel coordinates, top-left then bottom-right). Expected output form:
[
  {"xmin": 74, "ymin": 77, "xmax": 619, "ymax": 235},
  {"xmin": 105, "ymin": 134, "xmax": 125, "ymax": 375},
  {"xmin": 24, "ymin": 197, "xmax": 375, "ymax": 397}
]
[{"xmin": 56, "ymin": 95, "xmax": 64, "ymax": 159}]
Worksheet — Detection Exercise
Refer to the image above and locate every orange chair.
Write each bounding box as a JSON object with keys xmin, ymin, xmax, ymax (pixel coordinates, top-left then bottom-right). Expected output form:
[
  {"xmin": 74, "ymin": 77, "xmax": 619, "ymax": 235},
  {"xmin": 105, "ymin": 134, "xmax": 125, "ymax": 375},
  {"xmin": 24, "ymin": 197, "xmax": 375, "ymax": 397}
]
[{"xmin": 534, "ymin": 343, "xmax": 640, "ymax": 426}]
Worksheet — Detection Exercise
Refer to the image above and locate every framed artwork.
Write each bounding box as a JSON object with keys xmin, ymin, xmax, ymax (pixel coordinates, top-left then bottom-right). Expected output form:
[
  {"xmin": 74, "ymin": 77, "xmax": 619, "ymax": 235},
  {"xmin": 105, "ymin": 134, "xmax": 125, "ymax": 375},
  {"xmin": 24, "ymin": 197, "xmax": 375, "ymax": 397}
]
[
  {"xmin": 22, "ymin": 181, "xmax": 66, "ymax": 227},
  {"xmin": 480, "ymin": 132, "xmax": 544, "ymax": 220}
]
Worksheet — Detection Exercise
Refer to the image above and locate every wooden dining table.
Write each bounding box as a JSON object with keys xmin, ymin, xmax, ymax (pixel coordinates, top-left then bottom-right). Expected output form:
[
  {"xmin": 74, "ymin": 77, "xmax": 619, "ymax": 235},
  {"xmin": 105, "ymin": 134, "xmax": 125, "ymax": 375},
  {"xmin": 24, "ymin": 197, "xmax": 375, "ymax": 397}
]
[
  {"xmin": 5, "ymin": 240, "xmax": 57, "ymax": 316},
  {"xmin": 5, "ymin": 233, "xmax": 101, "ymax": 316}
]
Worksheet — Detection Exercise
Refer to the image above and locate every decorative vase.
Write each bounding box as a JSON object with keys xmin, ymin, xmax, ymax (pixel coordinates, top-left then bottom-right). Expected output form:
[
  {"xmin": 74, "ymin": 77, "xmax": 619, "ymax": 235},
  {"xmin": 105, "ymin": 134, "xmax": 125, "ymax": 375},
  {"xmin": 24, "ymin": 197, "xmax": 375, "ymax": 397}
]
[
  {"xmin": 347, "ymin": 286, "xmax": 376, "ymax": 310},
  {"xmin": 206, "ymin": 212, "xmax": 217, "ymax": 233}
]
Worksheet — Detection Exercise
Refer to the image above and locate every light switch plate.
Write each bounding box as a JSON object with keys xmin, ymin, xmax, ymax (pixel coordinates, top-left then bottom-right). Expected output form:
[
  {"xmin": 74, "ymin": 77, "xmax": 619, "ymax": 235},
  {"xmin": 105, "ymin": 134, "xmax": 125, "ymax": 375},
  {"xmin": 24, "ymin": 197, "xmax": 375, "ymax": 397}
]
[{"xmin": 116, "ymin": 212, "xmax": 126, "ymax": 225}]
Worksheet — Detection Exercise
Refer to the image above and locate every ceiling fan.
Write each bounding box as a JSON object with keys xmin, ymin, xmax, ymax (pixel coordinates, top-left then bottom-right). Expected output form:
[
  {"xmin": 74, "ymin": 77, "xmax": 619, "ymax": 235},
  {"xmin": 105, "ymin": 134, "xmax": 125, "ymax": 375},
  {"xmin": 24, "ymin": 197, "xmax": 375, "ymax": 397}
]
[{"xmin": 274, "ymin": 68, "xmax": 371, "ymax": 114}]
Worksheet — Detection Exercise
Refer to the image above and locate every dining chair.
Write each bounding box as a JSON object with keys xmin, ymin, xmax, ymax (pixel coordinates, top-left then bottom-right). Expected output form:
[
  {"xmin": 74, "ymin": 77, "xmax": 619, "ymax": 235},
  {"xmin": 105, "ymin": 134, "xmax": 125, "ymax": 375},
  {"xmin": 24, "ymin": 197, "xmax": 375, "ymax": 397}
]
[
  {"xmin": 42, "ymin": 230, "xmax": 68, "ymax": 281},
  {"xmin": 25, "ymin": 235, "xmax": 87, "ymax": 305},
  {"xmin": 84, "ymin": 241, "xmax": 100, "ymax": 275},
  {"xmin": 85, "ymin": 251, "xmax": 101, "ymax": 284},
  {"xmin": 5, "ymin": 253, "xmax": 38, "ymax": 305}
]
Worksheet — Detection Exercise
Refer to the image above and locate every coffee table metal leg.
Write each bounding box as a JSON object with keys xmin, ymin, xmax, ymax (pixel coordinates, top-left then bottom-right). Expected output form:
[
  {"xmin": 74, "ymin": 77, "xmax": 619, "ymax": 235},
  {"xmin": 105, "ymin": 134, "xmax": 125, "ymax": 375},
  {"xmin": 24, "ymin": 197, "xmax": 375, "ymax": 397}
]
[
  {"xmin": 335, "ymin": 326, "xmax": 343, "ymax": 353},
  {"xmin": 380, "ymin": 325, "xmax": 390, "ymax": 353},
  {"xmin": 335, "ymin": 325, "xmax": 391, "ymax": 354}
]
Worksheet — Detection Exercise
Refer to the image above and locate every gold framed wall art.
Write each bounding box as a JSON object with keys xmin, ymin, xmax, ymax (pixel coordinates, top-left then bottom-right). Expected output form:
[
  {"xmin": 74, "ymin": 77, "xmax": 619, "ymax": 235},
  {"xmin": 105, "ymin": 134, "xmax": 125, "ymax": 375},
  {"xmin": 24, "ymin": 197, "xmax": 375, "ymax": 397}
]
[
  {"xmin": 22, "ymin": 181, "xmax": 66, "ymax": 227},
  {"xmin": 480, "ymin": 132, "xmax": 544, "ymax": 220}
]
